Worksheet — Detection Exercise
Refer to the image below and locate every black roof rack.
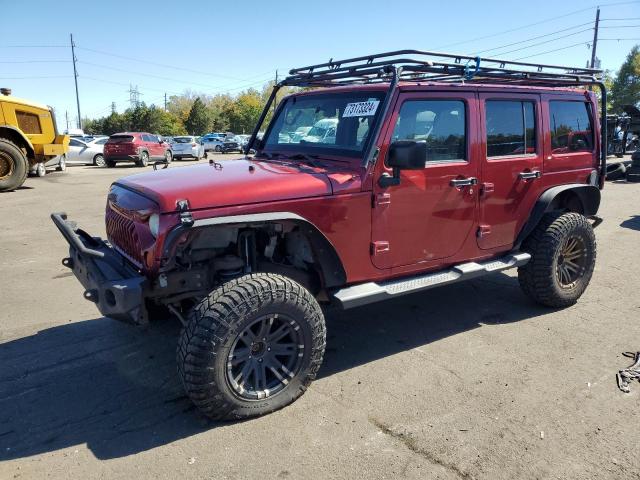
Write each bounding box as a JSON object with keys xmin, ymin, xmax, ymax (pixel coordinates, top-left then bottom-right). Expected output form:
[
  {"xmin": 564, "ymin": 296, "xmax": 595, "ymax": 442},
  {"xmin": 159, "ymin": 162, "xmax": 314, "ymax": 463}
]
[
  {"xmin": 282, "ymin": 49, "xmax": 603, "ymax": 88},
  {"xmin": 247, "ymin": 49, "xmax": 607, "ymax": 183}
]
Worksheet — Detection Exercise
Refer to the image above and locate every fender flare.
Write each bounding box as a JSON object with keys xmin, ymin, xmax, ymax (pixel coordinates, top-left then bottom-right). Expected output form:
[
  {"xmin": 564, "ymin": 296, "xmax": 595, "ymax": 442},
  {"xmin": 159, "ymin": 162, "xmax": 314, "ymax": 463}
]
[
  {"xmin": 514, "ymin": 184, "xmax": 601, "ymax": 249},
  {"xmin": 162, "ymin": 212, "xmax": 347, "ymax": 288},
  {"xmin": 0, "ymin": 126, "xmax": 35, "ymax": 157}
]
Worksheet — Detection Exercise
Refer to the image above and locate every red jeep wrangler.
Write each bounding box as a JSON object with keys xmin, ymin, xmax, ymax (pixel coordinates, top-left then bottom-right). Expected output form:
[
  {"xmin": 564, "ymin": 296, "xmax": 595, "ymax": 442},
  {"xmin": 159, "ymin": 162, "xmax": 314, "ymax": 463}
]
[{"xmin": 52, "ymin": 50, "xmax": 607, "ymax": 420}]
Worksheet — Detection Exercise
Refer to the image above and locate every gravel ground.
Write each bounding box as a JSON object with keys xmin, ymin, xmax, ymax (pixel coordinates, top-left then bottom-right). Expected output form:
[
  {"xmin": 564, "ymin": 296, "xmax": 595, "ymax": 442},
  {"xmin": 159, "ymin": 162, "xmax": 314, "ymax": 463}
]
[{"xmin": 1, "ymin": 157, "xmax": 639, "ymax": 480}]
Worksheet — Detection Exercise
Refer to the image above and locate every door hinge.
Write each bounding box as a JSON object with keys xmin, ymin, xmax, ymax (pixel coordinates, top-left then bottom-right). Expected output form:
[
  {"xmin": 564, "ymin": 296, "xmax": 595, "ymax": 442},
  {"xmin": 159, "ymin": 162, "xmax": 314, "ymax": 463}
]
[
  {"xmin": 480, "ymin": 182, "xmax": 494, "ymax": 196},
  {"xmin": 373, "ymin": 192, "xmax": 391, "ymax": 207},
  {"xmin": 477, "ymin": 225, "xmax": 491, "ymax": 238},
  {"xmin": 371, "ymin": 241, "xmax": 390, "ymax": 255}
]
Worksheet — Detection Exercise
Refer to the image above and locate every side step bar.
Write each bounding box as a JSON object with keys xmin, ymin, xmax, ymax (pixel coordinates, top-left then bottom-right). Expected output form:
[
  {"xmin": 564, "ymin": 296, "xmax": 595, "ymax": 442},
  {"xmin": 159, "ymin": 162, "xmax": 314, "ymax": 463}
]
[{"xmin": 332, "ymin": 252, "xmax": 531, "ymax": 309}]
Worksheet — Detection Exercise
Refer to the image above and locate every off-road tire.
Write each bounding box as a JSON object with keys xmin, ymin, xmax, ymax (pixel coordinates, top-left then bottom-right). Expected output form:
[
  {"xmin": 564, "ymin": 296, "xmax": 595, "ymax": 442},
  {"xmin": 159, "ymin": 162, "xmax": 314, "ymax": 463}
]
[
  {"xmin": 177, "ymin": 273, "xmax": 326, "ymax": 420},
  {"xmin": 605, "ymin": 162, "xmax": 626, "ymax": 181},
  {"xmin": 136, "ymin": 151, "xmax": 149, "ymax": 167},
  {"xmin": 0, "ymin": 138, "xmax": 29, "ymax": 192},
  {"xmin": 518, "ymin": 212, "xmax": 596, "ymax": 308}
]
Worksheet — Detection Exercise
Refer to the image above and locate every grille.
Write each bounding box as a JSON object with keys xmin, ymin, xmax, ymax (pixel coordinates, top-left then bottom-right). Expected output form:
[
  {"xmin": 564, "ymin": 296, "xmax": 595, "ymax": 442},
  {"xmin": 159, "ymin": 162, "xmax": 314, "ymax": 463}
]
[{"xmin": 106, "ymin": 205, "xmax": 143, "ymax": 266}]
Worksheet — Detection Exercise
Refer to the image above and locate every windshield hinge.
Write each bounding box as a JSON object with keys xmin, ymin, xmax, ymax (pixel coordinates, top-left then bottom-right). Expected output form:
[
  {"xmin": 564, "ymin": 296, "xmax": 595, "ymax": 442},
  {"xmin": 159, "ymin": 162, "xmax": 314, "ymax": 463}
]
[{"xmin": 176, "ymin": 199, "xmax": 194, "ymax": 227}]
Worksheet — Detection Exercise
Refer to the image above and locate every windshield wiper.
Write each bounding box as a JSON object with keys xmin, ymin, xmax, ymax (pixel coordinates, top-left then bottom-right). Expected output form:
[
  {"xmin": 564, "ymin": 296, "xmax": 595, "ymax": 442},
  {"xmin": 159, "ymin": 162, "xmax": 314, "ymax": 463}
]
[{"xmin": 282, "ymin": 153, "xmax": 322, "ymax": 167}]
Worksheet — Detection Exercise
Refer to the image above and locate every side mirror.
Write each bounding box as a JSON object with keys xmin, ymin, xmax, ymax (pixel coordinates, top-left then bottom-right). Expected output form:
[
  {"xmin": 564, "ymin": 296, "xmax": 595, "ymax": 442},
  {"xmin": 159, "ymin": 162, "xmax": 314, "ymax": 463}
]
[{"xmin": 380, "ymin": 140, "xmax": 426, "ymax": 187}]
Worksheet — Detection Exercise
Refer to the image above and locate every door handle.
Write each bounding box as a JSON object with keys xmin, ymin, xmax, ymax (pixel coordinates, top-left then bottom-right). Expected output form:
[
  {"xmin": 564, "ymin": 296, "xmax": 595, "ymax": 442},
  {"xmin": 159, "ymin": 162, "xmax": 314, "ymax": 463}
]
[
  {"xmin": 519, "ymin": 170, "xmax": 542, "ymax": 180},
  {"xmin": 450, "ymin": 177, "xmax": 478, "ymax": 187}
]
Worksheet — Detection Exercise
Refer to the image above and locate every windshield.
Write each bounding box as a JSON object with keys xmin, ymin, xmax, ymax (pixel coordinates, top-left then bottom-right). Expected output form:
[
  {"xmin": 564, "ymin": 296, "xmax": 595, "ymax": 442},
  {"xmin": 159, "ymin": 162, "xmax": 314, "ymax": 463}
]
[
  {"xmin": 263, "ymin": 90, "xmax": 386, "ymax": 158},
  {"xmin": 173, "ymin": 137, "xmax": 193, "ymax": 143}
]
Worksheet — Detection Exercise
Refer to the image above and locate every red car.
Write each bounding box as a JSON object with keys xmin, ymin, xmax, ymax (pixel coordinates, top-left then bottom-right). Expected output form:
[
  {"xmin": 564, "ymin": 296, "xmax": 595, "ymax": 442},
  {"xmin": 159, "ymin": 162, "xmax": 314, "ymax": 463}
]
[
  {"xmin": 53, "ymin": 50, "xmax": 606, "ymax": 420},
  {"xmin": 103, "ymin": 132, "xmax": 173, "ymax": 167}
]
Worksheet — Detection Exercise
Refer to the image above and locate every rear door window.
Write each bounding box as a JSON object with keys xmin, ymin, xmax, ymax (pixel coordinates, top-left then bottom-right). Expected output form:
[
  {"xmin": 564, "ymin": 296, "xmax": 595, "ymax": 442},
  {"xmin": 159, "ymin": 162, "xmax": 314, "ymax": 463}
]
[
  {"xmin": 391, "ymin": 100, "xmax": 466, "ymax": 162},
  {"xmin": 485, "ymin": 101, "xmax": 536, "ymax": 157},
  {"xmin": 549, "ymin": 101, "xmax": 593, "ymax": 153}
]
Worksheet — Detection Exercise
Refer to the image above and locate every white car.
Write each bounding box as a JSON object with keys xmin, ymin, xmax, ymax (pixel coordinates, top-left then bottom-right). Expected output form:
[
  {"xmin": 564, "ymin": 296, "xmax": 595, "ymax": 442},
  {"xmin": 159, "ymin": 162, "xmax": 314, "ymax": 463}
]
[
  {"xmin": 66, "ymin": 137, "xmax": 108, "ymax": 166},
  {"xmin": 201, "ymin": 136, "xmax": 225, "ymax": 153},
  {"xmin": 301, "ymin": 118, "xmax": 338, "ymax": 144},
  {"xmin": 171, "ymin": 136, "xmax": 204, "ymax": 160}
]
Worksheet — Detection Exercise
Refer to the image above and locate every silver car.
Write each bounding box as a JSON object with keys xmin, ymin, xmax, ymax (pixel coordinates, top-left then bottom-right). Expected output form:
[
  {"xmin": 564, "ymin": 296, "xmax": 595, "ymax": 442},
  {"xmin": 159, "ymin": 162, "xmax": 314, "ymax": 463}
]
[
  {"xmin": 171, "ymin": 136, "xmax": 205, "ymax": 160},
  {"xmin": 66, "ymin": 137, "xmax": 108, "ymax": 167}
]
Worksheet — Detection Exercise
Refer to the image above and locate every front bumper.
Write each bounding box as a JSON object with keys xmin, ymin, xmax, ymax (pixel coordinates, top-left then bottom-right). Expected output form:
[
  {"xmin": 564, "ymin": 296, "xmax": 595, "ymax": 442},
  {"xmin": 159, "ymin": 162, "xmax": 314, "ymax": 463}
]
[{"xmin": 51, "ymin": 212, "xmax": 148, "ymax": 324}]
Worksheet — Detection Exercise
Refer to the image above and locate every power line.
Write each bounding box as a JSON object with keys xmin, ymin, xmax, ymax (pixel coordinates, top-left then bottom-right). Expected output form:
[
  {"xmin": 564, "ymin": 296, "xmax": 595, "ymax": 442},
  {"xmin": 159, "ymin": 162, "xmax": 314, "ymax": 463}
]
[
  {"xmin": 436, "ymin": 0, "xmax": 640, "ymax": 50},
  {"xmin": 0, "ymin": 75, "xmax": 73, "ymax": 79},
  {"xmin": 481, "ymin": 28, "xmax": 594, "ymax": 57},
  {"xmin": 513, "ymin": 41, "xmax": 591, "ymax": 61},
  {"xmin": 0, "ymin": 60, "xmax": 69, "ymax": 63},
  {"xmin": 472, "ymin": 22, "xmax": 594, "ymax": 55}
]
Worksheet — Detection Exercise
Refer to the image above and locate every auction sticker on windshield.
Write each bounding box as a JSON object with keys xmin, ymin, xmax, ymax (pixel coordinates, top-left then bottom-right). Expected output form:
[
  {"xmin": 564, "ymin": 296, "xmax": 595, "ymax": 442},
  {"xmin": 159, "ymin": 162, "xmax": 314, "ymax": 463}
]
[{"xmin": 342, "ymin": 100, "xmax": 380, "ymax": 118}]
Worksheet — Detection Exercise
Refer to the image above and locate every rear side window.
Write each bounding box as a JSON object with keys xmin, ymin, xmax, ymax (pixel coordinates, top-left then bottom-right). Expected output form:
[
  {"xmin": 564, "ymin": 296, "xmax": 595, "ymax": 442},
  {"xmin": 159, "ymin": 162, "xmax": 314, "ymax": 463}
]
[
  {"xmin": 16, "ymin": 111, "xmax": 42, "ymax": 134},
  {"xmin": 549, "ymin": 101, "xmax": 593, "ymax": 153},
  {"xmin": 392, "ymin": 100, "xmax": 466, "ymax": 162},
  {"xmin": 485, "ymin": 101, "xmax": 536, "ymax": 157}
]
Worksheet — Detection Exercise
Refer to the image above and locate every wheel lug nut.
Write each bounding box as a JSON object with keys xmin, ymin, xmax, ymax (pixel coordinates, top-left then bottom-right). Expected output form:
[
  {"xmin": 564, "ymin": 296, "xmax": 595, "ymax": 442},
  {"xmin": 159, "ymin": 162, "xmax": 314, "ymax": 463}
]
[
  {"xmin": 267, "ymin": 347, "xmax": 271, "ymax": 351},
  {"xmin": 258, "ymin": 359, "xmax": 263, "ymax": 363}
]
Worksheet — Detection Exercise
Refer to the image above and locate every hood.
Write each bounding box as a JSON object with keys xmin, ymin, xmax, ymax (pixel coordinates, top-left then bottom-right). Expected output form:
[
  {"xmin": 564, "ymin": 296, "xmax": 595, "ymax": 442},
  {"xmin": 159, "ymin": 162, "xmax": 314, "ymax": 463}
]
[{"xmin": 115, "ymin": 158, "xmax": 337, "ymax": 213}]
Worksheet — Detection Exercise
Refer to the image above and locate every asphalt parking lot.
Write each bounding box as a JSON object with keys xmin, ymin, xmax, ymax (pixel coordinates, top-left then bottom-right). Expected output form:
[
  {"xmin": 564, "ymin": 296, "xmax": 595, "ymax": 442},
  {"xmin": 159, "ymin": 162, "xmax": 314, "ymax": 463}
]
[{"xmin": 1, "ymin": 156, "xmax": 639, "ymax": 479}]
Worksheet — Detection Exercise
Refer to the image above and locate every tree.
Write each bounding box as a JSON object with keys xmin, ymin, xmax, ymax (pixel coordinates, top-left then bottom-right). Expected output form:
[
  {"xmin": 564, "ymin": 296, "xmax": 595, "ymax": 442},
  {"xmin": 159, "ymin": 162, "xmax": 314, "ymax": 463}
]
[
  {"xmin": 610, "ymin": 45, "xmax": 640, "ymax": 112},
  {"xmin": 184, "ymin": 97, "xmax": 210, "ymax": 135}
]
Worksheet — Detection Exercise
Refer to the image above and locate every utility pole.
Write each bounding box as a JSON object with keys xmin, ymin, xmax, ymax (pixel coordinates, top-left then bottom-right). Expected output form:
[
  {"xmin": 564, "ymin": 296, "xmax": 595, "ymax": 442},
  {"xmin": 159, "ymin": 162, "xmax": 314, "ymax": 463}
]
[
  {"xmin": 111, "ymin": 102, "xmax": 116, "ymax": 114},
  {"xmin": 128, "ymin": 84, "xmax": 141, "ymax": 108},
  {"xmin": 590, "ymin": 7, "xmax": 600, "ymax": 69},
  {"xmin": 273, "ymin": 70, "xmax": 278, "ymax": 115},
  {"xmin": 65, "ymin": 110, "xmax": 69, "ymax": 131},
  {"xmin": 70, "ymin": 33, "xmax": 82, "ymax": 130},
  {"xmin": 164, "ymin": 93, "xmax": 167, "ymax": 111}
]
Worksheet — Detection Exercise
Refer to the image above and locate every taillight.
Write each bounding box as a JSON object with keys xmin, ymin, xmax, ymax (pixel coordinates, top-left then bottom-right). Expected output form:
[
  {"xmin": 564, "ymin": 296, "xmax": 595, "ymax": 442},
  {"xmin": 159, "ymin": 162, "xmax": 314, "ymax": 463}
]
[{"xmin": 191, "ymin": 143, "xmax": 196, "ymax": 147}]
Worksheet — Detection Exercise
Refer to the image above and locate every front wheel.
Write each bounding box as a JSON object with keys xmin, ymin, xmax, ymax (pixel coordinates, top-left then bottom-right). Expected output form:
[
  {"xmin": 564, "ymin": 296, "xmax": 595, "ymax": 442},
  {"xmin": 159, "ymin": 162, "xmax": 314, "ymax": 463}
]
[
  {"xmin": 214, "ymin": 145, "xmax": 222, "ymax": 152},
  {"xmin": 518, "ymin": 212, "xmax": 596, "ymax": 308},
  {"xmin": 177, "ymin": 273, "xmax": 326, "ymax": 420}
]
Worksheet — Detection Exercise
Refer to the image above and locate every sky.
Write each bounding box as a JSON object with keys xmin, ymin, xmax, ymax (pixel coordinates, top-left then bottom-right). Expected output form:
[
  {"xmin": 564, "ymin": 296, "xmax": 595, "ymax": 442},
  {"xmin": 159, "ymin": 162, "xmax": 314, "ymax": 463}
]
[{"xmin": 1, "ymin": 0, "xmax": 638, "ymax": 130}]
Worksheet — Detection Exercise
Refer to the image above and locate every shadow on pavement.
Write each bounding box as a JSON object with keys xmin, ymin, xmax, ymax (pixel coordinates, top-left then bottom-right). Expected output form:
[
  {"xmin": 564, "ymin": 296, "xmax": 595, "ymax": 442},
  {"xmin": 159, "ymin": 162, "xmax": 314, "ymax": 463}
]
[
  {"xmin": 620, "ymin": 215, "xmax": 640, "ymax": 231},
  {"xmin": 0, "ymin": 272, "xmax": 547, "ymax": 460}
]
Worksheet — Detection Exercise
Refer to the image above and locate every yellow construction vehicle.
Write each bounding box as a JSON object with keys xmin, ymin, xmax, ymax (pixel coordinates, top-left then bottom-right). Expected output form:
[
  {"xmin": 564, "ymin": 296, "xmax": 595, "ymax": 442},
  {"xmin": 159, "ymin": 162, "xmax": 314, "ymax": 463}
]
[{"xmin": 0, "ymin": 87, "xmax": 69, "ymax": 192}]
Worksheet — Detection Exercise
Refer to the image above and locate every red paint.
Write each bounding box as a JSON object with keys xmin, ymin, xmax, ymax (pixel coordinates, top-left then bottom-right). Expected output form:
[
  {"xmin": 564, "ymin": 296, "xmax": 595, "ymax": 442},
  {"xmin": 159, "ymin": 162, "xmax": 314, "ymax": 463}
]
[{"xmin": 107, "ymin": 83, "xmax": 601, "ymax": 285}]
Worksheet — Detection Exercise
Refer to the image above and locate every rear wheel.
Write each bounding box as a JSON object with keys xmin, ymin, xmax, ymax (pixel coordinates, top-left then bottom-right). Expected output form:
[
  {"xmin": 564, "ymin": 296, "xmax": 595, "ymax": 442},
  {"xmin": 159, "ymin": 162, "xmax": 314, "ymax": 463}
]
[
  {"xmin": 518, "ymin": 212, "xmax": 596, "ymax": 308},
  {"xmin": 35, "ymin": 162, "xmax": 46, "ymax": 177},
  {"xmin": 56, "ymin": 155, "xmax": 66, "ymax": 172},
  {"xmin": 214, "ymin": 145, "xmax": 222, "ymax": 152},
  {"xmin": 0, "ymin": 138, "xmax": 29, "ymax": 192},
  {"xmin": 177, "ymin": 273, "xmax": 326, "ymax": 420},
  {"xmin": 105, "ymin": 159, "xmax": 116, "ymax": 168},
  {"xmin": 93, "ymin": 154, "xmax": 105, "ymax": 167},
  {"xmin": 136, "ymin": 151, "xmax": 149, "ymax": 167},
  {"xmin": 164, "ymin": 150, "xmax": 172, "ymax": 163}
]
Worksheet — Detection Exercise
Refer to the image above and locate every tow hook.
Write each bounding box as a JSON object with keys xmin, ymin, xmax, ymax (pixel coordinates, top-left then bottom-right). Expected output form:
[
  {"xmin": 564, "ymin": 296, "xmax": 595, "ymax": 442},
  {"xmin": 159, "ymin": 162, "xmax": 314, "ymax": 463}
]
[
  {"xmin": 587, "ymin": 215, "xmax": 603, "ymax": 228},
  {"xmin": 177, "ymin": 200, "xmax": 194, "ymax": 227}
]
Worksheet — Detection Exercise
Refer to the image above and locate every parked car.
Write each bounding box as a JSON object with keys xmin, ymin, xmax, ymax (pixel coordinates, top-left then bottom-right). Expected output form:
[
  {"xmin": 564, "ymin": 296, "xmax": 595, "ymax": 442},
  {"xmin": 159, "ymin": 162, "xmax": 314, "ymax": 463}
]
[
  {"xmin": 53, "ymin": 50, "xmax": 606, "ymax": 421},
  {"xmin": 201, "ymin": 136, "xmax": 225, "ymax": 153},
  {"xmin": 171, "ymin": 136, "xmax": 204, "ymax": 160},
  {"xmin": 65, "ymin": 137, "xmax": 108, "ymax": 166},
  {"xmin": 103, "ymin": 132, "xmax": 173, "ymax": 167},
  {"xmin": 300, "ymin": 118, "xmax": 338, "ymax": 144},
  {"xmin": 29, "ymin": 154, "xmax": 66, "ymax": 177},
  {"xmin": 221, "ymin": 136, "xmax": 243, "ymax": 153}
]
